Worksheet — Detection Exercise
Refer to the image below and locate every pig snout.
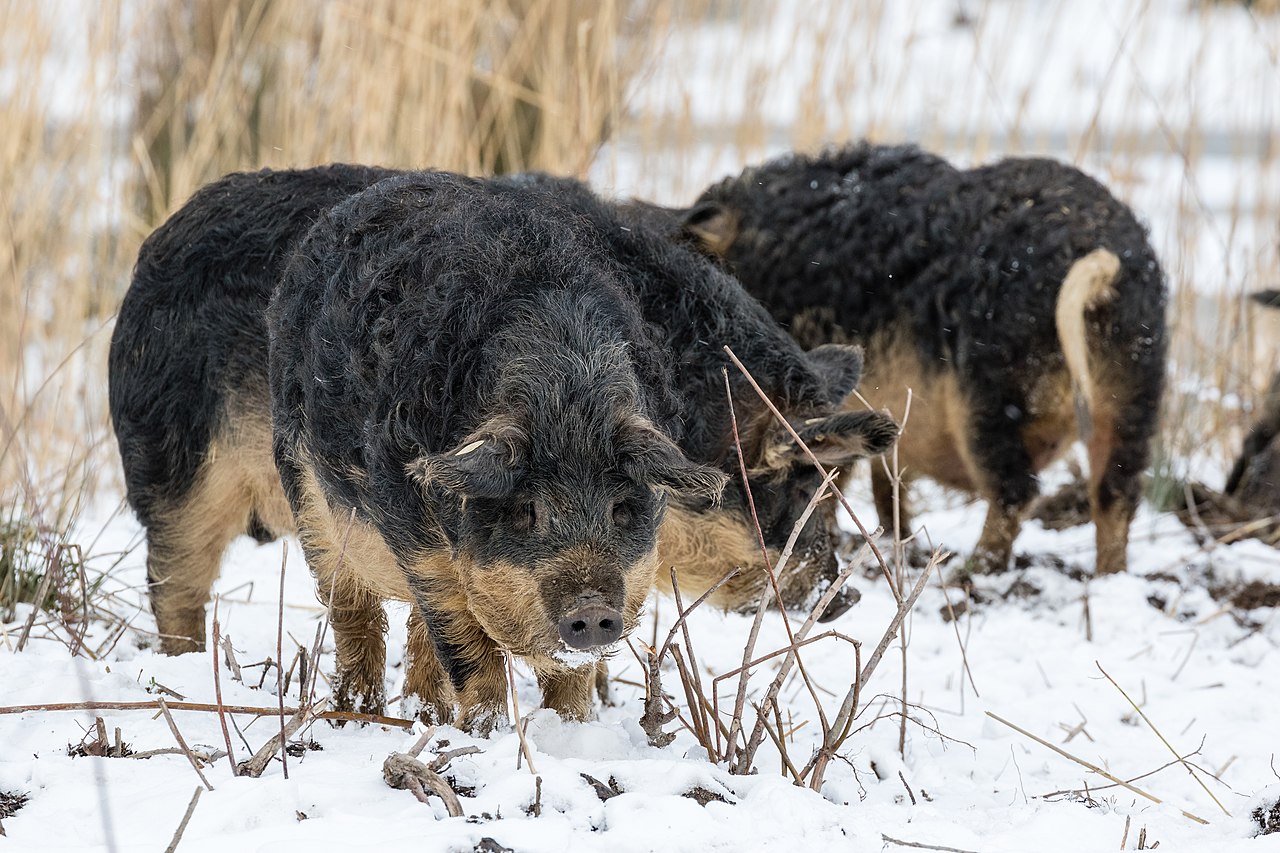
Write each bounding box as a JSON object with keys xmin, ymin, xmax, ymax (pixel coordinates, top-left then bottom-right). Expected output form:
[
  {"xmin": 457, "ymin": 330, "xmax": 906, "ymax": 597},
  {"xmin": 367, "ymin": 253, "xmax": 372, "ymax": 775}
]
[{"xmin": 558, "ymin": 596, "xmax": 624, "ymax": 650}]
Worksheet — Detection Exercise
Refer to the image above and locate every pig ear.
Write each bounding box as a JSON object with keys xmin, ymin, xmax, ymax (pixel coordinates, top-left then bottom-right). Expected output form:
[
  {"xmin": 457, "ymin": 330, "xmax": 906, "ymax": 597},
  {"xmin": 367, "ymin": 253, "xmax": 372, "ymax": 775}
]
[
  {"xmin": 407, "ymin": 436, "xmax": 520, "ymax": 499},
  {"xmin": 1250, "ymin": 289, "xmax": 1280, "ymax": 309},
  {"xmin": 682, "ymin": 201, "xmax": 739, "ymax": 255},
  {"xmin": 623, "ymin": 421, "xmax": 729, "ymax": 504},
  {"xmin": 651, "ymin": 449, "xmax": 731, "ymax": 504},
  {"xmin": 761, "ymin": 410, "xmax": 900, "ymax": 469},
  {"xmin": 807, "ymin": 344, "xmax": 865, "ymax": 406}
]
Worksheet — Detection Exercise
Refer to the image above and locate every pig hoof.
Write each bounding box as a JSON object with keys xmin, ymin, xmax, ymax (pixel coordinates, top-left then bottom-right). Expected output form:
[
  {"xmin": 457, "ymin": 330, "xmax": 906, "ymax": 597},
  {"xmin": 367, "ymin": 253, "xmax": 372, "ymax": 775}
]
[
  {"xmin": 458, "ymin": 705, "xmax": 509, "ymax": 738},
  {"xmin": 332, "ymin": 678, "xmax": 387, "ymax": 725},
  {"xmin": 816, "ymin": 585, "xmax": 862, "ymax": 622},
  {"xmin": 399, "ymin": 694, "xmax": 455, "ymax": 726}
]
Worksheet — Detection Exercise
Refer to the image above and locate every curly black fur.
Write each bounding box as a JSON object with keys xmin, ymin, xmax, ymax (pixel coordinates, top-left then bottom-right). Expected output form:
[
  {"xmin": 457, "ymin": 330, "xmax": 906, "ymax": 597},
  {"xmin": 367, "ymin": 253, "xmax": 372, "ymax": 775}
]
[
  {"xmin": 269, "ymin": 172, "xmax": 743, "ymax": 709},
  {"xmin": 493, "ymin": 173, "xmax": 888, "ymax": 554},
  {"xmin": 109, "ymin": 162, "xmax": 898, "ymax": 674},
  {"xmin": 678, "ymin": 142, "xmax": 1168, "ymax": 573},
  {"xmin": 688, "ymin": 143, "xmax": 1165, "ymax": 370},
  {"xmin": 269, "ymin": 170, "xmax": 711, "ymax": 567},
  {"xmin": 109, "ymin": 164, "xmax": 398, "ymax": 529}
]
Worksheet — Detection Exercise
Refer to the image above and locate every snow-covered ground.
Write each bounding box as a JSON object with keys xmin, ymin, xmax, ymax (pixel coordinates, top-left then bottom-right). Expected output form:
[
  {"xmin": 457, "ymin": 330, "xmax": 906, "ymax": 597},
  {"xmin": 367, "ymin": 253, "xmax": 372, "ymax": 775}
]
[{"xmin": 2, "ymin": 465, "xmax": 1279, "ymax": 852}]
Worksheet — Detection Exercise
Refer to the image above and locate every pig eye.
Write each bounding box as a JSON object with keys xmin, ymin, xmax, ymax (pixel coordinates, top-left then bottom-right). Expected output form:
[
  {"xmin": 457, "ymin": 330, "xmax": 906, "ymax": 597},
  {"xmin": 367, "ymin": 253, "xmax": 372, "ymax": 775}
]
[
  {"xmin": 512, "ymin": 500, "xmax": 538, "ymax": 534},
  {"xmin": 611, "ymin": 500, "xmax": 632, "ymax": 528}
]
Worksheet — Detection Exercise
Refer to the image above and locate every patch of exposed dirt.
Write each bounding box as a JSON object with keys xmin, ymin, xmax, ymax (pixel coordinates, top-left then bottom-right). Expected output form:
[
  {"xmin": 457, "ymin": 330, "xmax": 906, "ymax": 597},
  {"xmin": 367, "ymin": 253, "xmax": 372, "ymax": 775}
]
[
  {"xmin": 474, "ymin": 838, "xmax": 514, "ymax": 853},
  {"xmin": 1223, "ymin": 580, "xmax": 1280, "ymax": 611},
  {"xmin": 683, "ymin": 785, "xmax": 730, "ymax": 806},
  {"xmin": 0, "ymin": 790, "xmax": 27, "ymax": 820},
  {"xmin": 284, "ymin": 738, "xmax": 323, "ymax": 757},
  {"xmin": 1012, "ymin": 552, "xmax": 1086, "ymax": 581},
  {"xmin": 1253, "ymin": 795, "xmax": 1280, "ymax": 836},
  {"xmin": 1030, "ymin": 477, "xmax": 1092, "ymax": 530}
]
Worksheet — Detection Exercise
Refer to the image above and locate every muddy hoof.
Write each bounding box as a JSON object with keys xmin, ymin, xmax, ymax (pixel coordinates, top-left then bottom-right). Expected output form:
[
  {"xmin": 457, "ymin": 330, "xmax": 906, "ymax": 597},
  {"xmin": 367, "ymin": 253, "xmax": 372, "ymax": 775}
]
[{"xmin": 817, "ymin": 585, "xmax": 862, "ymax": 622}]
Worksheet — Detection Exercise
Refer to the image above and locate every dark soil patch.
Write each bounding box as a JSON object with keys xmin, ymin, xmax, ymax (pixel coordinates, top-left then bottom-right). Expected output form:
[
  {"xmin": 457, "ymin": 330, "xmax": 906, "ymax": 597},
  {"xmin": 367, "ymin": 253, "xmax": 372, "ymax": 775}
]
[
  {"xmin": 1011, "ymin": 552, "xmax": 1086, "ymax": 581},
  {"xmin": 1253, "ymin": 795, "xmax": 1280, "ymax": 836},
  {"xmin": 939, "ymin": 598, "xmax": 969, "ymax": 622},
  {"xmin": 1227, "ymin": 580, "xmax": 1280, "ymax": 611},
  {"xmin": 1030, "ymin": 478, "xmax": 1092, "ymax": 530},
  {"xmin": 447, "ymin": 776, "xmax": 477, "ymax": 799},
  {"xmin": 474, "ymin": 838, "xmax": 514, "ymax": 853},
  {"xmin": 683, "ymin": 786, "xmax": 730, "ymax": 806},
  {"xmin": 1174, "ymin": 481, "xmax": 1280, "ymax": 548},
  {"xmin": 1003, "ymin": 576, "xmax": 1042, "ymax": 601},
  {"xmin": 0, "ymin": 790, "xmax": 27, "ymax": 820},
  {"xmin": 284, "ymin": 738, "xmax": 323, "ymax": 757}
]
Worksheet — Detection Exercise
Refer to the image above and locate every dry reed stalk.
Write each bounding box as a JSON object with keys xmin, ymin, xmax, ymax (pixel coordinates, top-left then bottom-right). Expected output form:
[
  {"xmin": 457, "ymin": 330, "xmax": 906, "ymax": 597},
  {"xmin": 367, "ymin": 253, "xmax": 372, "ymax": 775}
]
[
  {"xmin": 236, "ymin": 697, "xmax": 329, "ymax": 778},
  {"xmin": 934, "ymin": 560, "xmax": 981, "ymax": 699},
  {"xmin": 209, "ymin": 597, "xmax": 237, "ymax": 777},
  {"xmin": 156, "ymin": 698, "xmax": 214, "ymax": 791},
  {"xmin": 665, "ymin": 569, "xmax": 715, "ymax": 748},
  {"xmin": 718, "ymin": 369, "xmax": 837, "ymax": 767},
  {"xmin": 879, "ymin": 834, "xmax": 980, "ymax": 853},
  {"xmin": 986, "ymin": 711, "xmax": 1209, "ymax": 825},
  {"xmin": 0, "ymin": 699, "xmax": 414, "ymax": 727},
  {"xmin": 162, "ymin": 787, "xmax": 203, "ymax": 853},
  {"xmin": 721, "ymin": 470, "xmax": 837, "ymax": 771},
  {"xmin": 890, "ymin": 389, "xmax": 913, "ymax": 758},
  {"xmin": 505, "ymin": 652, "xmax": 537, "ymax": 775},
  {"xmin": 723, "ymin": 347, "xmax": 899, "ymax": 600},
  {"xmin": 636, "ymin": 564, "xmax": 741, "ymax": 748},
  {"xmin": 3, "ymin": 0, "xmax": 667, "ymax": 543},
  {"xmin": 1095, "ymin": 661, "xmax": 1232, "ymax": 817},
  {"xmin": 276, "ymin": 542, "xmax": 288, "ymax": 779}
]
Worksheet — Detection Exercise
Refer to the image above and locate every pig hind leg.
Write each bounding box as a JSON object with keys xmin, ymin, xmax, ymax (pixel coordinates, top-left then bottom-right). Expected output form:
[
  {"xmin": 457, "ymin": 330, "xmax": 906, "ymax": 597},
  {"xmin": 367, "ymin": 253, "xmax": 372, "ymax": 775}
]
[
  {"xmin": 1085, "ymin": 369, "xmax": 1158, "ymax": 575},
  {"xmin": 148, "ymin": 429, "xmax": 289, "ymax": 654},
  {"xmin": 962, "ymin": 389, "xmax": 1040, "ymax": 574}
]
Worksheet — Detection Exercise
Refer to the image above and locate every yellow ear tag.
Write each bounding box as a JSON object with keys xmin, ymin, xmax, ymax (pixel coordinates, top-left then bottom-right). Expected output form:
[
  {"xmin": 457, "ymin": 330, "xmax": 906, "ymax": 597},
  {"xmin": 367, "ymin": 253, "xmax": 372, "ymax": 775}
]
[{"xmin": 455, "ymin": 439, "xmax": 485, "ymax": 456}]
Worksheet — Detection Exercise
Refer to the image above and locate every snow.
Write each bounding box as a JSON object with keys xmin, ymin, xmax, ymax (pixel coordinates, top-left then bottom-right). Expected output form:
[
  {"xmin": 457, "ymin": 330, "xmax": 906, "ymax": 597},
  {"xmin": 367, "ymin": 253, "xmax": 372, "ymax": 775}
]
[{"xmin": 3, "ymin": 466, "xmax": 1279, "ymax": 851}]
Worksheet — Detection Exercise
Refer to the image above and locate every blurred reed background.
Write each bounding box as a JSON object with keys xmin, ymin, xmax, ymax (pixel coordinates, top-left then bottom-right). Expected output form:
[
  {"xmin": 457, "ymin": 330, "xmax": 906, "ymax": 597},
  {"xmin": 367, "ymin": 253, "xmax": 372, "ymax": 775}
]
[{"xmin": 2, "ymin": 0, "xmax": 1277, "ymax": 545}]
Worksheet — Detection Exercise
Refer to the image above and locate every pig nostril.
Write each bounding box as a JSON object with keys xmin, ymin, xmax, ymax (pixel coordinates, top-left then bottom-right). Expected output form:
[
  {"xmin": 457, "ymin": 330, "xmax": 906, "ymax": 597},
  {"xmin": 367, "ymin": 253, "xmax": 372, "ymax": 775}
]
[{"xmin": 559, "ymin": 604, "xmax": 624, "ymax": 650}]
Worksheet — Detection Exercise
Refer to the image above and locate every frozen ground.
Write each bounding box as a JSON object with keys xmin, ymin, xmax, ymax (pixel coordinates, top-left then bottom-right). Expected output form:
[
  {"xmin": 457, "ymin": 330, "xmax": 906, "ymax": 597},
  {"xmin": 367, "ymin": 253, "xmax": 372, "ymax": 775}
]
[{"xmin": 2, "ymin": 459, "xmax": 1279, "ymax": 852}]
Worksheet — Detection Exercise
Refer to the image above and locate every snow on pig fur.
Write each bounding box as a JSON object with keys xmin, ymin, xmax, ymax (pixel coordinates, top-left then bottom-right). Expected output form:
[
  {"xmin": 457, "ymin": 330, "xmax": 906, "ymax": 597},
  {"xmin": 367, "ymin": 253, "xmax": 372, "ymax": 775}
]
[
  {"xmin": 672, "ymin": 143, "xmax": 1168, "ymax": 577},
  {"xmin": 268, "ymin": 172, "xmax": 730, "ymax": 732}
]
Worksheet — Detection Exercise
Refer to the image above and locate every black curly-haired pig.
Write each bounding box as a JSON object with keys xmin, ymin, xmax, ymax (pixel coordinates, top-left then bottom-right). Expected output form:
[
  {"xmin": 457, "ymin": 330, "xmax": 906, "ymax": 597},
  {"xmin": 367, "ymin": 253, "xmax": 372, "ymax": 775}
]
[{"xmin": 670, "ymin": 142, "xmax": 1167, "ymax": 576}]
